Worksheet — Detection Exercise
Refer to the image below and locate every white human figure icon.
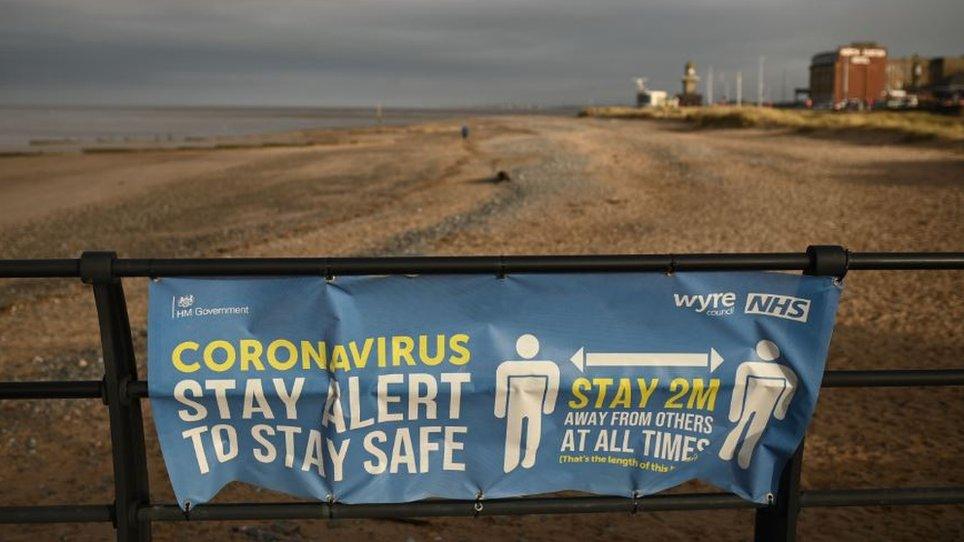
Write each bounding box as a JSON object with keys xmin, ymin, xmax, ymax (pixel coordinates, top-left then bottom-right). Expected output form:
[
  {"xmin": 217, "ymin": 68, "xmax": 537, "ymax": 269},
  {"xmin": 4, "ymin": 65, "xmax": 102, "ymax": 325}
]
[
  {"xmin": 494, "ymin": 334, "xmax": 560, "ymax": 473},
  {"xmin": 718, "ymin": 340, "xmax": 798, "ymax": 469}
]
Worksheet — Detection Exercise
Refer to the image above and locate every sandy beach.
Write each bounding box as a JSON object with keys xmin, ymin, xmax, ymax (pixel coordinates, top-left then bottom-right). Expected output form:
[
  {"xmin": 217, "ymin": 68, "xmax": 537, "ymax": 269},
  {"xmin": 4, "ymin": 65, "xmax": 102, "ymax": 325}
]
[{"xmin": 0, "ymin": 115, "xmax": 961, "ymax": 540}]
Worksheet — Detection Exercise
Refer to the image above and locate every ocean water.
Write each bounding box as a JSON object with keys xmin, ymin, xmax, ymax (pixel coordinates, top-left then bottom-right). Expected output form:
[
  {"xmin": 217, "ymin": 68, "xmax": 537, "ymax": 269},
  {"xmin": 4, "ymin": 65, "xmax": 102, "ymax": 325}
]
[{"xmin": 0, "ymin": 105, "xmax": 531, "ymax": 151}]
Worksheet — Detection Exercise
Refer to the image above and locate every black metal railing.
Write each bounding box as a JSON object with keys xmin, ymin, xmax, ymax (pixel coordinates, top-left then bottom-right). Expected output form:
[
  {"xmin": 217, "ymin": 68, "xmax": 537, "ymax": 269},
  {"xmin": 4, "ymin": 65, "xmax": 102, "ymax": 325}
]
[{"xmin": 0, "ymin": 246, "xmax": 962, "ymax": 542}]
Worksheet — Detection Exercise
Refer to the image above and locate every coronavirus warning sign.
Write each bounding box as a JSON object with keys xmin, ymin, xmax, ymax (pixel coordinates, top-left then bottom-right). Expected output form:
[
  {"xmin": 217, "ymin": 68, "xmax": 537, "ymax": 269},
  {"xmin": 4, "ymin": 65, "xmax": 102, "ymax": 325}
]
[{"xmin": 147, "ymin": 272, "xmax": 841, "ymax": 509}]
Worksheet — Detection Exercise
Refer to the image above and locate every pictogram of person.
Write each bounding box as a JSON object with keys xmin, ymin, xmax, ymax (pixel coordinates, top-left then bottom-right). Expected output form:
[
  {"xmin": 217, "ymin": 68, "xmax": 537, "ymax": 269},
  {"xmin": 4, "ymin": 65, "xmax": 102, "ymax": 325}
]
[
  {"xmin": 718, "ymin": 340, "xmax": 798, "ymax": 469},
  {"xmin": 494, "ymin": 334, "xmax": 560, "ymax": 473}
]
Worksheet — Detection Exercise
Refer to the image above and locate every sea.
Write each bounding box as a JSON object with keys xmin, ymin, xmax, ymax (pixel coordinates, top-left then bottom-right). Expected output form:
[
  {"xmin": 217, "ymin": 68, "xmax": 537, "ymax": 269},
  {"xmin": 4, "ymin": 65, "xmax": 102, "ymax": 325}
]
[{"xmin": 0, "ymin": 105, "xmax": 565, "ymax": 152}]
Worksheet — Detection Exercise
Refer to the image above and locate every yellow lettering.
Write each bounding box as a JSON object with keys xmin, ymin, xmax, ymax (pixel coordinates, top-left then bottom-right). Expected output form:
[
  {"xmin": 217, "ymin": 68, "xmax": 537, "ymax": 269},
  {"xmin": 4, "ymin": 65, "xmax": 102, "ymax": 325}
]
[
  {"xmin": 267, "ymin": 339, "xmax": 297, "ymax": 371},
  {"xmin": 330, "ymin": 344, "xmax": 351, "ymax": 372},
  {"xmin": 636, "ymin": 378, "xmax": 659, "ymax": 408},
  {"xmin": 609, "ymin": 379, "xmax": 632, "ymax": 408},
  {"xmin": 377, "ymin": 336, "xmax": 387, "ymax": 367},
  {"xmin": 448, "ymin": 334, "xmax": 471, "ymax": 365},
  {"xmin": 665, "ymin": 378, "xmax": 689, "ymax": 409},
  {"xmin": 203, "ymin": 340, "xmax": 236, "ymax": 372},
  {"xmin": 172, "ymin": 341, "xmax": 200, "ymax": 373},
  {"xmin": 239, "ymin": 339, "xmax": 264, "ymax": 371},
  {"xmin": 392, "ymin": 336, "xmax": 416, "ymax": 366},
  {"xmin": 569, "ymin": 377, "xmax": 591, "ymax": 408},
  {"xmin": 300, "ymin": 341, "xmax": 327, "ymax": 370},
  {"xmin": 350, "ymin": 339, "xmax": 373, "ymax": 369},
  {"xmin": 687, "ymin": 378, "xmax": 719, "ymax": 410},
  {"xmin": 592, "ymin": 378, "xmax": 613, "ymax": 408},
  {"xmin": 419, "ymin": 334, "xmax": 446, "ymax": 366}
]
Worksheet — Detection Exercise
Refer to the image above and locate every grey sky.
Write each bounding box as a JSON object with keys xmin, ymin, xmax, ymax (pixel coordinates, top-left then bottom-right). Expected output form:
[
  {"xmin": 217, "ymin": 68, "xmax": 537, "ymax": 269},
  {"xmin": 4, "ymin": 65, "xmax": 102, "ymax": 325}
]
[{"xmin": 2, "ymin": 0, "xmax": 962, "ymax": 107}]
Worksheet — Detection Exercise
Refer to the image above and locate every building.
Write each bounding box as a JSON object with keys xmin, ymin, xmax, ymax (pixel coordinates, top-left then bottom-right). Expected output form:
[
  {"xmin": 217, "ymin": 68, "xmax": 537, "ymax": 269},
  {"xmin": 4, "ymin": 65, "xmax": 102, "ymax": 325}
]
[
  {"xmin": 886, "ymin": 54, "xmax": 930, "ymax": 91},
  {"xmin": 809, "ymin": 42, "xmax": 887, "ymax": 107},
  {"xmin": 928, "ymin": 56, "xmax": 964, "ymax": 88},
  {"xmin": 634, "ymin": 78, "xmax": 670, "ymax": 107},
  {"xmin": 930, "ymin": 59, "xmax": 964, "ymax": 112},
  {"xmin": 637, "ymin": 89, "xmax": 669, "ymax": 107},
  {"xmin": 677, "ymin": 61, "xmax": 702, "ymax": 106},
  {"xmin": 886, "ymin": 54, "xmax": 964, "ymax": 110},
  {"xmin": 887, "ymin": 55, "xmax": 964, "ymax": 91}
]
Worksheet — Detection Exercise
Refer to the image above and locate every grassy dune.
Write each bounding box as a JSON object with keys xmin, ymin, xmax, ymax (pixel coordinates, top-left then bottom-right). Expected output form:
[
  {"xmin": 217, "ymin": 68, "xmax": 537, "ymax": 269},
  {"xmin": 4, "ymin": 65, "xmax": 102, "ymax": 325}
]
[{"xmin": 580, "ymin": 105, "xmax": 964, "ymax": 142}]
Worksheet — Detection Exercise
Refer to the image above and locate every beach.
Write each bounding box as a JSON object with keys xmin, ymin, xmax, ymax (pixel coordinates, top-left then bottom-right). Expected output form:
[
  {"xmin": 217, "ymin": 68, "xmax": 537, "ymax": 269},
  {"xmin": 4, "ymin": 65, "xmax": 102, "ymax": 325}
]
[
  {"xmin": 0, "ymin": 114, "xmax": 961, "ymax": 540},
  {"xmin": 0, "ymin": 106, "xmax": 557, "ymax": 154}
]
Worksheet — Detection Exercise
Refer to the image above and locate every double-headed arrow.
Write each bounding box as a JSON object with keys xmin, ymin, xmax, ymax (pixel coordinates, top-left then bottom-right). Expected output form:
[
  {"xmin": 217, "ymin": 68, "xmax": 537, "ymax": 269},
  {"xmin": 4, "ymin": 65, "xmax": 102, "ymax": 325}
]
[{"xmin": 569, "ymin": 347, "xmax": 724, "ymax": 373}]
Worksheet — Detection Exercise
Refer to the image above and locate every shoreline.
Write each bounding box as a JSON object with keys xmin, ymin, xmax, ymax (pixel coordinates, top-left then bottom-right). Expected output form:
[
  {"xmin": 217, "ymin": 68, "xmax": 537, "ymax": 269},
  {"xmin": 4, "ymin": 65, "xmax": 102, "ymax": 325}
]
[
  {"xmin": 0, "ymin": 106, "xmax": 577, "ymax": 156},
  {"xmin": 6, "ymin": 107, "xmax": 960, "ymax": 158},
  {"xmin": 0, "ymin": 121, "xmax": 422, "ymax": 157}
]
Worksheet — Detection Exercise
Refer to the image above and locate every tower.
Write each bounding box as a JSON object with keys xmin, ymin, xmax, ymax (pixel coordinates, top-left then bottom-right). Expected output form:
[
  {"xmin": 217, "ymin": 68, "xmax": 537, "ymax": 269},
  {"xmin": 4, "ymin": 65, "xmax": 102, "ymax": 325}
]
[
  {"xmin": 678, "ymin": 61, "xmax": 703, "ymax": 106},
  {"xmin": 682, "ymin": 61, "xmax": 700, "ymax": 95}
]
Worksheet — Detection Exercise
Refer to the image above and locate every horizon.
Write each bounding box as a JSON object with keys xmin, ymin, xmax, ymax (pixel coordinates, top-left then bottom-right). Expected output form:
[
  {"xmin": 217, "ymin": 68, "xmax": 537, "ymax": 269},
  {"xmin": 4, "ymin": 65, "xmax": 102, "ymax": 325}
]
[
  {"xmin": 2, "ymin": 0, "xmax": 962, "ymax": 108},
  {"xmin": 0, "ymin": 102, "xmax": 581, "ymax": 110}
]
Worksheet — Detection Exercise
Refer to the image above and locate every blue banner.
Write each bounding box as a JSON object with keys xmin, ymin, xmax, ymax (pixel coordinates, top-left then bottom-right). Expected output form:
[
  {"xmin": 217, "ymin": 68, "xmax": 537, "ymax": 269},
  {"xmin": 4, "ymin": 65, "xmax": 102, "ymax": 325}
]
[{"xmin": 148, "ymin": 272, "xmax": 841, "ymax": 509}]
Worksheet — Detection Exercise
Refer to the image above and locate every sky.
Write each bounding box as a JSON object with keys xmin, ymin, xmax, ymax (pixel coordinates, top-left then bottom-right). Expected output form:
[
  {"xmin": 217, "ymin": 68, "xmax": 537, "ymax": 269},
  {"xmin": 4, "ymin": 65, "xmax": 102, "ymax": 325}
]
[{"xmin": 1, "ymin": 0, "xmax": 962, "ymax": 108}]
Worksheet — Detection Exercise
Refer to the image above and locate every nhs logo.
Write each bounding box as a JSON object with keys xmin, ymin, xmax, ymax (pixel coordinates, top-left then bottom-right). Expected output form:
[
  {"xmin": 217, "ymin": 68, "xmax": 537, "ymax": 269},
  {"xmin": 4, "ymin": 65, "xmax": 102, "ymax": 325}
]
[{"xmin": 744, "ymin": 293, "xmax": 811, "ymax": 322}]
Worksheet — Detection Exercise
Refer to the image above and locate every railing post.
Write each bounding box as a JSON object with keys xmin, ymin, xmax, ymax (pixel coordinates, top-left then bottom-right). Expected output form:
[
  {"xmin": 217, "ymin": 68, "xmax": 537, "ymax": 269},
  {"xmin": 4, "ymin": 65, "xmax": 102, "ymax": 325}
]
[
  {"xmin": 753, "ymin": 245, "xmax": 847, "ymax": 540},
  {"xmin": 754, "ymin": 439, "xmax": 804, "ymax": 541},
  {"xmin": 81, "ymin": 252, "xmax": 151, "ymax": 542}
]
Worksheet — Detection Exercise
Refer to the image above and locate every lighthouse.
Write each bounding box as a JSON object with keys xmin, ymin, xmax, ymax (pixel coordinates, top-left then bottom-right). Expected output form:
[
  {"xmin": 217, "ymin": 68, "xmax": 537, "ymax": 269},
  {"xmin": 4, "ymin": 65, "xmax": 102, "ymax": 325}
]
[{"xmin": 678, "ymin": 61, "xmax": 703, "ymax": 106}]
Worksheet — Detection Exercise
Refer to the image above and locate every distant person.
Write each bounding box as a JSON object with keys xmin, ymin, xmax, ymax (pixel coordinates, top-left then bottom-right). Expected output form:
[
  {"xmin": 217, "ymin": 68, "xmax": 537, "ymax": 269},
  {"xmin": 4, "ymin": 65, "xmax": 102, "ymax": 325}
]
[{"xmin": 461, "ymin": 125, "xmax": 470, "ymax": 140}]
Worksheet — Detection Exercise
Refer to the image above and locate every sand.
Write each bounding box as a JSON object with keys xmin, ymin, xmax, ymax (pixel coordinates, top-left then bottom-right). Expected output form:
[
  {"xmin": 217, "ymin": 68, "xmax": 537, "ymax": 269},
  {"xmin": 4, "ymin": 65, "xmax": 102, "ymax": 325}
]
[{"xmin": 0, "ymin": 115, "xmax": 961, "ymax": 541}]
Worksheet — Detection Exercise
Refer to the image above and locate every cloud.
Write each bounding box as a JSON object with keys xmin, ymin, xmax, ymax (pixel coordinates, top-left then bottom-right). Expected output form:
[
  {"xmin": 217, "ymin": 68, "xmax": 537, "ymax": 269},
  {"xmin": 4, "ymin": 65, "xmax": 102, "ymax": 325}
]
[{"xmin": 0, "ymin": 0, "xmax": 961, "ymax": 106}]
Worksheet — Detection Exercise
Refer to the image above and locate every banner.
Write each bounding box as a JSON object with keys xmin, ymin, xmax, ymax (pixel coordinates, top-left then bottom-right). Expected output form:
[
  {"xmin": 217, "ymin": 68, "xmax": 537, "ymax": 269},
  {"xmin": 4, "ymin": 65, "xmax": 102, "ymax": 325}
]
[{"xmin": 148, "ymin": 272, "xmax": 842, "ymax": 509}]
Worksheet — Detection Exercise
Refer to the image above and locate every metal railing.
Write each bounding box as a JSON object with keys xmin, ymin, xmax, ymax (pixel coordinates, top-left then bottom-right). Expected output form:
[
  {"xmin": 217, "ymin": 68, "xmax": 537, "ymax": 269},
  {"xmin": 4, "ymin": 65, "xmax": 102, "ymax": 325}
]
[{"xmin": 0, "ymin": 246, "xmax": 962, "ymax": 542}]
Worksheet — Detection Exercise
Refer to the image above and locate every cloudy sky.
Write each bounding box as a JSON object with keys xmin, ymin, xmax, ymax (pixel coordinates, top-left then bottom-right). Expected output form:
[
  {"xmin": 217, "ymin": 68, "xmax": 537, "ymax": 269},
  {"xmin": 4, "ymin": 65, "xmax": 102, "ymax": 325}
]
[{"xmin": 2, "ymin": 0, "xmax": 962, "ymax": 107}]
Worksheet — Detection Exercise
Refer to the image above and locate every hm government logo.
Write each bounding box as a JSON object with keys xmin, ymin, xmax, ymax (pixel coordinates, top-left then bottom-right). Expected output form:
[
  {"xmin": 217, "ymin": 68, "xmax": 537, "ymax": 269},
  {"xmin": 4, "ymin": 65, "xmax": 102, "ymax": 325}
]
[
  {"xmin": 673, "ymin": 291, "xmax": 737, "ymax": 316},
  {"xmin": 171, "ymin": 294, "xmax": 250, "ymax": 319}
]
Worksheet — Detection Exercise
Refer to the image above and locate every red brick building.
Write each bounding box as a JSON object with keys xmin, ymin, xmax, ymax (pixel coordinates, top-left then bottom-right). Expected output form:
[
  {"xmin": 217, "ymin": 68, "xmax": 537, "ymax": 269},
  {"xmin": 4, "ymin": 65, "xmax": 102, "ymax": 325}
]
[{"xmin": 809, "ymin": 42, "xmax": 888, "ymax": 108}]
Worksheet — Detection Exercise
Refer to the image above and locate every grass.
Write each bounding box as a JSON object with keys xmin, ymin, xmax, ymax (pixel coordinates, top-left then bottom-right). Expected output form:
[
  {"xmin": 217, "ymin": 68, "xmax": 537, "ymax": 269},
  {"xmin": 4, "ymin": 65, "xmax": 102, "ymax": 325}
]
[{"xmin": 579, "ymin": 105, "xmax": 964, "ymax": 142}]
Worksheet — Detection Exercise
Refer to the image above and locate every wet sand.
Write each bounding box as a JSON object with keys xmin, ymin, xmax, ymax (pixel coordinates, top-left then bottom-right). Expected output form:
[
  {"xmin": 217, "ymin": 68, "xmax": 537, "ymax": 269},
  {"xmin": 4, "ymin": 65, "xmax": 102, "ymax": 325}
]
[{"xmin": 0, "ymin": 115, "xmax": 961, "ymax": 540}]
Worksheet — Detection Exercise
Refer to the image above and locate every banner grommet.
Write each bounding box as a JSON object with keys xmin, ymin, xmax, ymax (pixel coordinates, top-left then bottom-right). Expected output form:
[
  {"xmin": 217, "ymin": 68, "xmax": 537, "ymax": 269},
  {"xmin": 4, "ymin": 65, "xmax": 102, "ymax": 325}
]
[
  {"xmin": 326, "ymin": 494, "xmax": 336, "ymax": 520},
  {"xmin": 474, "ymin": 491, "xmax": 484, "ymax": 517}
]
